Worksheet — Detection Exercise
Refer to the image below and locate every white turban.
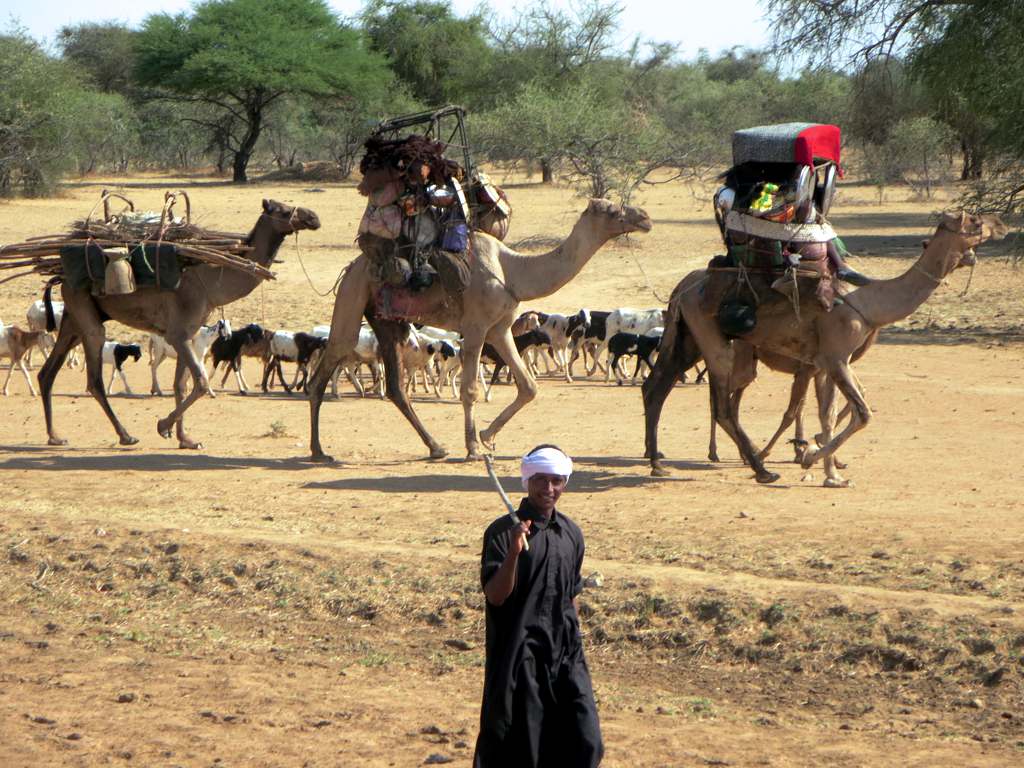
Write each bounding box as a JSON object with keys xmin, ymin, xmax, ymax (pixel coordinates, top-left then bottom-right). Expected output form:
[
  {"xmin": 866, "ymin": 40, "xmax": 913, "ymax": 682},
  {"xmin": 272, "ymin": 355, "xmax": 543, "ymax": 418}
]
[{"xmin": 520, "ymin": 447, "xmax": 573, "ymax": 490}]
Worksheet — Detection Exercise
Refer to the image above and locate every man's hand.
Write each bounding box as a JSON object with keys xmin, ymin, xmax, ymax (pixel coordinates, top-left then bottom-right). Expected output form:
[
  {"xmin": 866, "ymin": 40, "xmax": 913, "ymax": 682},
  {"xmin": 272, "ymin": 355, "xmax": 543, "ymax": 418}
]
[
  {"xmin": 509, "ymin": 520, "xmax": 532, "ymax": 557},
  {"xmin": 484, "ymin": 520, "xmax": 533, "ymax": 607}
]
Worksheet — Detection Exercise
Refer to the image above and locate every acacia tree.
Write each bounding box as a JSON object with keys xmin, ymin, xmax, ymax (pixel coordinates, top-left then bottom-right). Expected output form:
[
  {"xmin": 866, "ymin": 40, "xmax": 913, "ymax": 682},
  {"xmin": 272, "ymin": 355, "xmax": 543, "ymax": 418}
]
[
  {"xmin": 135, "ymin": 0, "xmax": 392, "ymax": 182},
  {"xmin": 766, "ymin": 0, "xmax": 1024, "ymax": 215},
  {"xmin": 361, "ymin": 0, "xmax": 493, "ymax": 108},
  {"xmin": 0, "ymin": 33, "xmax": 86, "ymax": 195}
]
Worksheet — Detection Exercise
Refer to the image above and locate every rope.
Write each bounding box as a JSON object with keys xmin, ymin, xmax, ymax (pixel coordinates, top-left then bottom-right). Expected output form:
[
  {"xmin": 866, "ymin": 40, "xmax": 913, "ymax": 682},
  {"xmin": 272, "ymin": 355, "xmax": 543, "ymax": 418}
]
[
  {"xmin": 293, "ymin": 232, "xmax": 336, "ymax": 297},
  {"xmin": 960, "ymin": 260, "xmax": 976, "ymax": 297},
  {"xmin": 630, "ymin": 253, "xmax": 669, "ymax": 303}
]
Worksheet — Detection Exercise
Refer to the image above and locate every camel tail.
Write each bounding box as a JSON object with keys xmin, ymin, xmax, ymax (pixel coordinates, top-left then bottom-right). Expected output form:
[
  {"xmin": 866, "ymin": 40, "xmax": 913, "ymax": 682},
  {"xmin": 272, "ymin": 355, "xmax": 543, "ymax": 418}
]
[{"xmin": 43, "ymin": 277, "xmax": 61, "ymax": 332}]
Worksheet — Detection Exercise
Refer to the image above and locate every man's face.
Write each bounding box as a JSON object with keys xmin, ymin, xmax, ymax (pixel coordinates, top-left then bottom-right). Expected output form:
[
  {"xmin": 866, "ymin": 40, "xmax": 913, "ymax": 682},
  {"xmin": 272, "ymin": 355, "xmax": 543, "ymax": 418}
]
[{"xmin": 526, "ymin": 472, "xmax": 567, "ymax": 515}]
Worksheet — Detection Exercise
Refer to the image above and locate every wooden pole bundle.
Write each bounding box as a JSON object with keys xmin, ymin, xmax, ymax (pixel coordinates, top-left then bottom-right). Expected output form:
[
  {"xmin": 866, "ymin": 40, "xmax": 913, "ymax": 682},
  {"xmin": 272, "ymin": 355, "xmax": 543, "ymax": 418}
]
[{"xmin": 0, "ymin": 190, "xmax": 272, "ymax": 282}]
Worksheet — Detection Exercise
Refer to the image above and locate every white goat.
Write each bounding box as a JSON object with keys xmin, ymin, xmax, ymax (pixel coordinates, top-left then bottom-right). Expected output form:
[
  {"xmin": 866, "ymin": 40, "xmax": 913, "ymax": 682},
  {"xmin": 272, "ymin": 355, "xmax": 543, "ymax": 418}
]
[
  {"xmin": 25, "ymin": 299, "xmax": 77, "ymax": 368},
  {"xmin": 149, "ymin": 320, "xmax": 230, "ymax": 396}
]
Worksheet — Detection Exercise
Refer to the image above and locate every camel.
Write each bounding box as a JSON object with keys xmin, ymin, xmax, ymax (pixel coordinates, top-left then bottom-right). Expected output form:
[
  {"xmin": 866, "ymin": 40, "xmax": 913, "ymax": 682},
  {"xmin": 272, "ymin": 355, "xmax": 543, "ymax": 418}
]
[
  {"xmin": 38, "ymin": 199, "xmax": 321, "ymax": 449},
  {"xmin": 643, "ymin": 211, "xmax": 1006, "ymax": 485},
  {"xmin": 306, "ymin": 199, "xmax": 652, "ymax": 462}
]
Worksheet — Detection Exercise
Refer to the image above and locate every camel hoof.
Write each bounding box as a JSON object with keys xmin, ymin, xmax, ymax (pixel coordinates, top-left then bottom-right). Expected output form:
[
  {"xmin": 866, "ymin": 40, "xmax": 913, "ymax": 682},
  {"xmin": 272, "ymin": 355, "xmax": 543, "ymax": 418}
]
[
  {"xmin": 428, "ymin": 446, "xmax": 449, "ymax": 460},
  {"xmin": 178, "ymin": 438, "xmax": 203, "ymax": 450},
  {"xmin": 834, "ymin": 458, "xmax": 848, "ymax": 470},
  {"xmin": 309, "ymin": 452, "xmax": 335, "ymax": 464},
  {"xmin": 755, "ymin": 471, "xmax": 781, "ymax": 484},
  {"xmin": 823, "ymin": 477, "xmax": 850, "ymax": 489},
  {"xmin": 120, "ymin": 435, "xmax": 139, "ymax": 446},
  {"xmin": 157, "ymin": 418, "xmax": 174, "ymax": 439},
  {"xmin": 47, "ymin": 436, "xmax": 68, "ymax": 446},
  {"xmin": 708, "ymin": 452, "xmax": 721, "ymax": 463},
  {"xmin": 465, "ymin": 452, "xmax": 485, "ymax": 462},
  {"xmin": 650, "ymin": 465, "xmax": 671, "ymax": 478}
]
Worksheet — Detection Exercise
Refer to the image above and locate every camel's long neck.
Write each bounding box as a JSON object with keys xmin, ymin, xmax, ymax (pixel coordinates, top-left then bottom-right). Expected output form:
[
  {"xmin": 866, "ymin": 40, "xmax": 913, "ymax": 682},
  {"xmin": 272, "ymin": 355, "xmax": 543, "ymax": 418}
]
[
  {"xmin": 197, "ymin": 216, "xmax": 286, "ymax": 307},
  {"xmin": 847, "ymin": 231, "xmax": 959, "ymax": 327},
  {"xmin": 499, "ymin": 214, "xmax": 609, "ymax": 302}
]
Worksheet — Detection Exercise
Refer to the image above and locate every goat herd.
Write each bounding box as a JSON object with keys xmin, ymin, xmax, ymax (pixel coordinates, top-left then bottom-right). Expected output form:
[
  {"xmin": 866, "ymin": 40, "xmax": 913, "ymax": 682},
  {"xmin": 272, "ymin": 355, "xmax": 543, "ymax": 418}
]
[{"xmin": 0, "ymin": 300, "xmax": 704, "ymax": 402}]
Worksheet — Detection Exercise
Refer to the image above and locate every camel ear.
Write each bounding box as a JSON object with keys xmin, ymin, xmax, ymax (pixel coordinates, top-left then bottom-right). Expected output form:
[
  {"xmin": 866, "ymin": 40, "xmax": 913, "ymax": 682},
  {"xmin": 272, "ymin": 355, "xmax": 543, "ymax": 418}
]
[
  {"xmin": 940, "ymin": 211, "xmax": 961, "ymax": 231},
  {"xmin": 263, "ymin": 199, "xmax": 273, "ymax": 214}
]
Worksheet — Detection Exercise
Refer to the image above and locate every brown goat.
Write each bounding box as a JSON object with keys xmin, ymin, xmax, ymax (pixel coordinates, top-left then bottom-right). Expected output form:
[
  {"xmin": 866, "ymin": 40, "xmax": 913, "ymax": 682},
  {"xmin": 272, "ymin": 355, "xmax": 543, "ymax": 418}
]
[{"xmin": 1, "ymin": 325, "xmax": 47, "ymax": 396}]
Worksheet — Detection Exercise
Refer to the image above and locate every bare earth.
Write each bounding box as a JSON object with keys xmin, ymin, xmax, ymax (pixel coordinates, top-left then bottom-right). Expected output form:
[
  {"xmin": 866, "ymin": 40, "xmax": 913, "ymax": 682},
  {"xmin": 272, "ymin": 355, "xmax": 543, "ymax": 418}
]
[{"xmin": 1, "ymin": 175, "xmax": 1022, "ymax": 767}]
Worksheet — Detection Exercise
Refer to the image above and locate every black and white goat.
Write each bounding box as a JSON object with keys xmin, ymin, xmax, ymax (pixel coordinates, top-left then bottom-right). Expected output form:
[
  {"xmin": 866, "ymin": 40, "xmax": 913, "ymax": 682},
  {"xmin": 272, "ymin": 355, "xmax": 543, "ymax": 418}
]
[
  {"xmin": 567, "ymin": 308, "xmax": 611, "ymax": 377},
  {"xmin": 102, "ymin": 342, "xmax": 142, "ymax": 395},
  {"xmin": 607, "ymin": 328, "xmax": 663, "ymax": 385},
  {"xmin": 480, "ymin": 329, "xmax": 552, "ymax": 399},
  {"xmin": 603, "ymin": 308, "xmax": 666, "ymax": 381},
  {"xmin": 209, "ymin": 323, "xmax": 265, "ymax": 393},
  {"xmin": 261, "ymin": 330, "xmax": 327, "ymax": 394}
]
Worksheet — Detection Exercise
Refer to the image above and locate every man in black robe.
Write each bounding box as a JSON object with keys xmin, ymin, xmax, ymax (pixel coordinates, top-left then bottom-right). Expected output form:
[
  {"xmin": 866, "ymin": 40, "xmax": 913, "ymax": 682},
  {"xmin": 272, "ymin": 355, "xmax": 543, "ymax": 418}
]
[{"xmin": 474, "ymin": 444, "xmax": 603, "ymax": 768}]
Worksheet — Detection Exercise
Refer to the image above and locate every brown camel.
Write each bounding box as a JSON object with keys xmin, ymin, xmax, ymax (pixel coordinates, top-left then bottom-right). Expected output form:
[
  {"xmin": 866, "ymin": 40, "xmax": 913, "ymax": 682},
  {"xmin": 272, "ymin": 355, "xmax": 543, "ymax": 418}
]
[
  {"xmin": 643, "ymin": 211, "xmax": 1006, "ymax": 484},
  {"xmin": 38, "ymin": 199, "xmax": 321, "ymax": 449},
  {"xmin": 307, "ymin": 199, "xmax": 652, "ymax": 462}
]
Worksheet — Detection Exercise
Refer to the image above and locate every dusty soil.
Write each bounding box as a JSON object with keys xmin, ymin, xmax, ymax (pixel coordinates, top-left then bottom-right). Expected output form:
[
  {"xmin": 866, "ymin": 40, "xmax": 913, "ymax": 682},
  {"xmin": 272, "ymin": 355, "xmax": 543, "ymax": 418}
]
[{"xmin": 1, "ymin": 174, "xmax": 1023, "ymax": 767}]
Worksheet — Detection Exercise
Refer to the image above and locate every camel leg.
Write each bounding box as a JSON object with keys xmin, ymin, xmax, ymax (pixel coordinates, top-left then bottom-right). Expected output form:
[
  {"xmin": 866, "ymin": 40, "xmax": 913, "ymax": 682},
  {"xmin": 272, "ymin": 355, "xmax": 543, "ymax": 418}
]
[
  {"xmin": 642, "ymin": 343, "xmax": 690, "ymax": 476},
  {"xmin": 372, "ymin": 318, "xmax": 447, "ymax": 459},
  {"xmin": 705, "ymin": 365, "xmax": 778, "ymax": 483},
  {"xmin": 80, "ymin": 328, "xmax": 138, "ymax": 446},
  {"xmin": 802, "ymin": 362, "xmax": 869, "ymax": 484},
  {"xmin": 38, "ymin": 319, "xmax": 80, "ymax": 445},
  {"xmin": 306, "ymin": 264, "xmax": 373, "ymax": 461},
  {"xmin": 150, "ymin": 351, "xmax": 164, "ymax": 396},
  {"xmin": 479, "ymin": 326, "xmax": 538, "ymax": 452},
  {"xmin": 156, "ymin": 337, "xmax": 210, "ymax": 449},
  {"xmin": 812, "ymin": 373, "xmax": 843, "ymax": 485},
  {"xmin": 458, "ymin": 329, "xmax": 489, "ymax": 459},
  {"xmin": 643, "ymin": 315, "xmax": 702, "ymax": 474},
  {"xmin": 759, "ymin": 367, "xmax": 814, "ymax": 461}
]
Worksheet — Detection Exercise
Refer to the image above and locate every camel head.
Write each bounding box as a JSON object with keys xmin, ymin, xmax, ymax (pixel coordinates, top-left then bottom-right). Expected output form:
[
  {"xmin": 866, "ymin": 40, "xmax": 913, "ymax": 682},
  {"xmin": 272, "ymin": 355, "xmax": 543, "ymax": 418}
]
[
  {"xmin": 936, "ymin": 211, "xmax": 1008, "ymax": 270},
  {"xmin": 584, "ymin": 199, "xmax": 653, "ymax": 237},
  {"xmin": 261, "ymin": 199, "xmax": 321, "ymax": 234}
]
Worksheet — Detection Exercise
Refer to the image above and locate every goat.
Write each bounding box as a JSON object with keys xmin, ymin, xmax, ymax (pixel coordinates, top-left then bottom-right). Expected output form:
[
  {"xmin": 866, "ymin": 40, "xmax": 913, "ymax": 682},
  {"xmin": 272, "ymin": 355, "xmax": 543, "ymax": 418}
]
[
  {"xmin": 102, "ymin": 342, "xmax": 142, "ymax": 395},
  {"xmin": 607, "ymin": 329, "xmax": 663, "ymax": 385},
  {"xmin": 535, "ymin": 311, "xmax": 588, "ymax": 382},
  {"xmin": 209, "ymin": 323, "xmax": 265, "ymax": 393},
  {"xmin": 26, "ymin": 299, "xmax": 78, "ymax": 368},
  {"xmin": 604, "ymin": 308, "xmax": 666, "ymax": 381},
  {"xmin": 432, "ymin": 340, "xmax": 462, "ymax": 399},
  {"xmin": 401, "ymin": 337, "xmax": 442, "ymax": 397},
  {"xmin": 149, "ymin": 320, "xmax": 231, "ymax": 396},
  {"xmin": 510, "ymin": 310, "xmax": 542, "ymax": 336},
  {"xmin": 0, "ymin": 324, "xmax": 47, "ymax": 396},
  {"xmin": 261, "ymin": 331, "xmax": 327, "ymax": 394},
  {"xmin": 481, "ymin": 330, "xmax": 552, "ymax": 401},
  {"xmin": 567, "ymin": 308, "xmax": 611, "ymax": 377}
]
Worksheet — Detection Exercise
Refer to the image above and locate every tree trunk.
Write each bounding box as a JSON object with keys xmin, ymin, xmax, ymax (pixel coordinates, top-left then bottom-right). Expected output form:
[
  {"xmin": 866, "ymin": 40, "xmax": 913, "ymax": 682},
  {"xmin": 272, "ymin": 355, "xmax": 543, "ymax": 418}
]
[
  {"xmin": 232, "ymin": 105, "xmax": 264, "ymax": 184},
  {"xmin": 541, "ymin": 158, "xmax": 553, "ymax": 184}
]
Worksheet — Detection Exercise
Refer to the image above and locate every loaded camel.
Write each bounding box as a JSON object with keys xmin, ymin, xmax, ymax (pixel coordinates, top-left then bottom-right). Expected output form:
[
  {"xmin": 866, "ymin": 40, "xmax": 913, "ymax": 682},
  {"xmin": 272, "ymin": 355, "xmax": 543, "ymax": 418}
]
[
  {"xmin": 643, "ymin": 211, "xmax": 1006, "ymax": 485},
  {"xmin": 307, "ymin": 199, "xmax": 652, "ymax": 462},
  {"xmin": 38, "ymin": 200, "xmax": 321, "ymax": 449}
]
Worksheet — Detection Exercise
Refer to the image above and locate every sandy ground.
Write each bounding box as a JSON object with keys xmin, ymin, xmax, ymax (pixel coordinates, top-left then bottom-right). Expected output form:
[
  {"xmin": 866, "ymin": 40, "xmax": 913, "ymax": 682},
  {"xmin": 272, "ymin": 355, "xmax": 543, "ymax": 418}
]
[{"xmin": 0, "ymin": 175, "xmax": 1023, "ymax": 767}]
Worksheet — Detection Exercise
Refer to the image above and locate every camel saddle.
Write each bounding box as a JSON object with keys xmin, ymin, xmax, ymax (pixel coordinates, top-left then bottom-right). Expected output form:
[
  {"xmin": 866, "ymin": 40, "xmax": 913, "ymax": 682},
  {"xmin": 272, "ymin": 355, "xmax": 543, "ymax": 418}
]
[{"xmin": 722, "ymin": 212, "xmax": 842, "ymax": 311}]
